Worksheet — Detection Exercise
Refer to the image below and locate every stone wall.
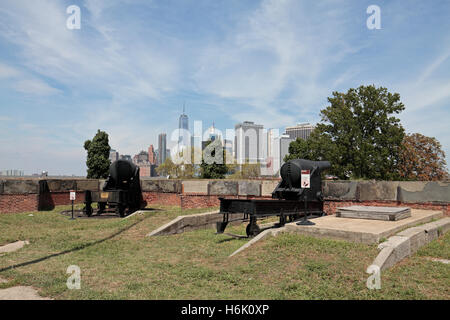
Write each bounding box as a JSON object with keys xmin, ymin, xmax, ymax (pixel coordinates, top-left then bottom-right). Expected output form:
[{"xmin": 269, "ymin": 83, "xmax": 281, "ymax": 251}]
[{"xmin": 0, "ymin": 178, "xmax": 448, "ymax": 215}]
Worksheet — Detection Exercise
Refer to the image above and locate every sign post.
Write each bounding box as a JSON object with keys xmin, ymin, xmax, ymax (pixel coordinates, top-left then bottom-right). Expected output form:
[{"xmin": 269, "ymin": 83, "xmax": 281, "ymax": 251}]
[
  {"xmin": 297, "ymin": 170, "xmax": 315, "ymax": 226},
  {"xmin": 69, "ymin": 190, "xmax": 76, "ymax": 220}
]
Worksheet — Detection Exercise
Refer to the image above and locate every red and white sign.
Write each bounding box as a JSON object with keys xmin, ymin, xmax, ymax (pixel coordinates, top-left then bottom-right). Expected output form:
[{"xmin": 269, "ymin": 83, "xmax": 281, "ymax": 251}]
[
  {"xmin": 301, "ymin": 170, "xmax": 310, "ymax": 188},
  {"xmin": 69, "ymin": 191, "xmax": 76, "ymax": 201}
]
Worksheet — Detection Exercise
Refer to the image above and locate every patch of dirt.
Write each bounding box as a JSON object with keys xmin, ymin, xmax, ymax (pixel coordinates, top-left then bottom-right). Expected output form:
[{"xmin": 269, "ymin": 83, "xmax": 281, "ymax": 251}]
[{"xmin": 0, "ymin": 286, "xmax": 51, "ymax": 300}]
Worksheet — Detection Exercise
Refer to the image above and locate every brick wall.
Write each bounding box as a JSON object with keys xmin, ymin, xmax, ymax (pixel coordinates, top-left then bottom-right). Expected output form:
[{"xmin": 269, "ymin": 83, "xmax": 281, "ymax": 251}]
[{"xmin": 0, "ymin": 194, "xmax": 39, "ymax": 214}]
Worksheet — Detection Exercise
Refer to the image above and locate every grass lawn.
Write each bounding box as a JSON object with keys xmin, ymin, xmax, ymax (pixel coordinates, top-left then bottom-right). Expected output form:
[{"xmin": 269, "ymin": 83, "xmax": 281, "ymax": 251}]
[{"xmin": 0, "ymin": 205, "xmax": 448, "ymax": 299}]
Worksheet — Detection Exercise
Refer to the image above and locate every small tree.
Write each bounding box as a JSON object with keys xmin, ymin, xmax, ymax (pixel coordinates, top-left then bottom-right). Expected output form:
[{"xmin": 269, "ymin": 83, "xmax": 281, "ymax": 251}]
[
  {"xmin": 156, "ymin": 158, "xmax": 177, "ymax": 178},
  {"xmin": 399, "ymin": 133, "xmax": 448, "ymax": 181},
  {"xmin": 200, "ymin": 140, "xmax": 228, "ymax": 179},
  {"xmin": 228, "ymin": 160, "xmax": 261, "ymax": 179},
  {"xmin": 84, "ymin": 129, "xmax": 111, "ymax": 179}
]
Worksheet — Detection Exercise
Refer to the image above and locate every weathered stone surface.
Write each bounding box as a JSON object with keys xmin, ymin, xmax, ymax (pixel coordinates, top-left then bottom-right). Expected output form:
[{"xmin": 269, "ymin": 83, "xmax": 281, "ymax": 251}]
[
  {"xmin": 397, "ymin": 227, "xmax": 427, "ymax": 253},
  {"xmin": 336, "ymin": 206, "xmax": 411, "ymax": 221},
  {"xmin": 76, "ymin": 180, "xmax": 99, "ymax": 191},
  {"xmin": 208, "ymin": 181, "xmax": 238, "ymax": 195},
  {"xmin": 238, "ymin": 181, "xmax": 261, "ymax": 196},
  {"xmin": 323, "ymin": 181, "xmax": 358, "ymax": 200},
  {"xmin": 371, "ymin": 217, "xmax": 450, "ymax": 271},
  {"xmin": 182, "ymin": 180, "xmax": 208, "ymax": 194},
  {"xmin": 397, "ymin": 181, "xmax": 450, "ymax": 204},
  {"xmin": 261, "ymin": 180, "xmax": 279, "ymax": 196},
  {"xmin": 422, "ymin": 217, "xmax": 450, "ymax": 241},
  {"xmin": 140, "ymin": 180, "xmax": 182, "ymax": 193},
  {"xmin": 358, "ymin": 181, "xmax": 399, "ymax": 201},
  {"xmin": 3, "ymin": 180, "xmax": 39, "ymax": 194},
  {"xmin": 46, "ymin": 179, "xmax": 77, "ymax": 192}
]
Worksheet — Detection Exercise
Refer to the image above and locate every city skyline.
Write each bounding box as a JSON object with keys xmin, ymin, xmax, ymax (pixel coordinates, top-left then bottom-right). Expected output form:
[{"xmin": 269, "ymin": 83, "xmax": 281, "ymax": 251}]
[{"xmin": 0, "ymin": 1, "xmax": 449, "ymax": 175}]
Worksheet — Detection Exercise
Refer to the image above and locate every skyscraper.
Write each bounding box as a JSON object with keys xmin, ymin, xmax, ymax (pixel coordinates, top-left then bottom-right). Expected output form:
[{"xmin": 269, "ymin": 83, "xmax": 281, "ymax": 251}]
[
  {"xmin": 178, "ymin": 104, "xmax": 189, "ymax": 147},
  {"xmin": 148, "ymin": 145, "xmax": 156, "ymax": 165},
  {"xmin": 109, "ymin": 149, "xmax": 119, "ymax": 163},
  {"xmin": 285, "ymin": 123, "xmax": 315, "ymax": 140},
  {"xmin": 234, "ymin": 121, "xmax": 266, "ymax": 165},
  {"xmin": 158, "ymin": 133, "xmax": 167, "ymax": 165}
]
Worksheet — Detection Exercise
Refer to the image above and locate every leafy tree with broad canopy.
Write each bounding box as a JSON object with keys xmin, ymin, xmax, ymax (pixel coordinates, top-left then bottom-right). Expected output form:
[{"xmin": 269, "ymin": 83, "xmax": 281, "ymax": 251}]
[
  {"xmin": 286, "ymin": 85, "xmax": 405, "ymax": 180},
  {"xmin": 84, "ymin": 129, "xmax": 111, "ymax": 179},
  {"xmin": 399, "ymin": 133, "xmax": 448, "ymax": 181}
]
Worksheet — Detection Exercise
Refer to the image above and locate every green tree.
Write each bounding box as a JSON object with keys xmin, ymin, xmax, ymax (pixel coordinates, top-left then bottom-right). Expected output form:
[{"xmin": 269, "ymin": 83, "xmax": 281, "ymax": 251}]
[
  {"xmin": 84, "ymin": 129, "xmax": 111, "ymax": 179},
  {"xmin": 155, "ymin": 158, "xmax": 177, "ymax": 177},
  {"xmin": 399, "ymin": 133, "xmax": 448, "ymax": 181},
  {"xmin": 200, "ymin": 140, "xmax": 228, "ymax": 179},
  {"xmin": 286, "ymin": 85, "xmax": 405, "ymax": 180},
  {"xmin": 228, "ymin": 160, "xmax": 261, "ymax": 179}
]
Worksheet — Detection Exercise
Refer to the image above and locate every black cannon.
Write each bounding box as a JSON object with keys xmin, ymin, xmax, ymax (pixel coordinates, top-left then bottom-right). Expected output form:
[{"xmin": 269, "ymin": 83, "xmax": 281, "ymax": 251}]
[
  {"xmin": 84, "ymin": 160, "xmax": 145, "ymax": 217},
  {"xmin": 217, "ymin": 159, "xmax": 331, "ymax": 237}
]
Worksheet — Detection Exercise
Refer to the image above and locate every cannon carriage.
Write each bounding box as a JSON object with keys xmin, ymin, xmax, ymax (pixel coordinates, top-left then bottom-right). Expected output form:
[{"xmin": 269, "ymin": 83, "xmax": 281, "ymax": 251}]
[
  {"xmin": 216, "ymin": 159, "xmax": 331, "ymax": 237},
  {"xmin": 84, "ymin": 160, "xmax": 145, "ymax": 217}
]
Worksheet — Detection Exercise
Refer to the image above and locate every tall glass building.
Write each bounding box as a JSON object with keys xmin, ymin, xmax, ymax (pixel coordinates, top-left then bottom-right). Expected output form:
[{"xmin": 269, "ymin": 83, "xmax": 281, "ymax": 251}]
[{"xmin": 178, "ymin": 105, "xmax": 189, "ymax": 147}]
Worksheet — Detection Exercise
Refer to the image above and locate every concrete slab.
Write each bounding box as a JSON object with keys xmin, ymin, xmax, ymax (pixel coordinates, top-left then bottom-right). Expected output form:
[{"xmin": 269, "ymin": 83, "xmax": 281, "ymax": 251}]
[
  {"xmin": 336, "ymin": 206, "xmax": 411, "ymax": 221},
  {"xmin": 284, "ymin": 209, "xmax": 443, "ymax": 244},
  {"xmin": 0, "ymin": 240, "xmax": 30, "ymax": 254},
  {"xmin": 0, "ymin": 286, "xmax": 50, "ymax": 300}
]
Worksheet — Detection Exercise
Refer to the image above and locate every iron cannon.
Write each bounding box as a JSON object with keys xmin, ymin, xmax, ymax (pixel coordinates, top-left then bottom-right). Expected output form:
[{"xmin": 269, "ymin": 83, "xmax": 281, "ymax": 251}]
[
  {"xmin": 84, "ymin": 160, "xmax": 145, "ymax": 217},
  {"xmin": 217, "ymin": 159, "xmax": 331, "ymax": 237}
]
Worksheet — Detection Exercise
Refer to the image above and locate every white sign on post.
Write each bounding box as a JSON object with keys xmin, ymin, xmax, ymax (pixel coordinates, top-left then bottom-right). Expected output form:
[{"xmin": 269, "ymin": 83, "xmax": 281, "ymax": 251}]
[
  {"xmin": 70, "ymin": 191, "xmax": 76, "ymax": 201},
  {"xmin": 301, "ymin": 170, "xmax": 310, "ymax": 188}
]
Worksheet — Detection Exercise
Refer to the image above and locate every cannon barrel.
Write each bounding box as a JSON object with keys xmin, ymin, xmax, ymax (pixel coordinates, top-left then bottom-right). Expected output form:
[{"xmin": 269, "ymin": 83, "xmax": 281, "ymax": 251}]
[
  {"xmin": 280, "ymin": 159, "xmax": 330, "ymax": 188},
  {"xmin": 104, "ymin": 160, "xmax": 140, "ymax": 191}
]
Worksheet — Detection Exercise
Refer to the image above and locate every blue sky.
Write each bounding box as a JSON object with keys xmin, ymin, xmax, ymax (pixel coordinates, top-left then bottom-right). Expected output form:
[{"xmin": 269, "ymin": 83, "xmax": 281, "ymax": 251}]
[{"xmin": 0, "ymin": 0, "xmax": 449, "ymax": 176}]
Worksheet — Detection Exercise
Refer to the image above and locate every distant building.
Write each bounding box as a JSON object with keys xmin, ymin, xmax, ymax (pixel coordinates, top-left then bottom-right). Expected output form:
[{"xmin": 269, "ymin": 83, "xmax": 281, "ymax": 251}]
[
  {"xmin": 148, "ymin": 145, "xmax": 157, "ymax": 165},
  {"xmin": 178, "ymin": 104, "xmax": 189, "ymax": 148},
  {"xmin": 120, "ymin": 154, "xmax": 132, "ymax": 162},
  {"xmin": 158, "ymin": 133, "xmax": 167, "ymax": 165},
  {"xmin": 271, "ymin": 134, "xmax": 294, "ymax": 176},
  {"xmin": 0, "ymin": 169, "xmax": 24, "ymax": 176},
  {"xmin": 133, "ymin": 151, "xmax": 149, "ymax": 164},
  {"xmin": 234, "ymin": 121, "xmax": 266, "ymax": 165},
  {"xmin": 285, "ymin": 123, "xmax": 315, "ymax": 140},
  {"xmin": 109, "ymin": 149, "xmax": 119, "ymax": 163}
]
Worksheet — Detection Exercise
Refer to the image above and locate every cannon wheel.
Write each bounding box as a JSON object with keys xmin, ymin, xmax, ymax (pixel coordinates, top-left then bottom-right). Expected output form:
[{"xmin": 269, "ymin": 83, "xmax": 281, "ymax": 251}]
[
  {"xmin": 97, "ymin": 202, "xmax": 106, "ymax": 215},
  {"xmin": 116, "ymin": 204, "xmax": 125, "ymax": 217},
  {"xmin": 246, "ymin": 219, "xmax": 260, "ymax": 237},
  {"xmin": 85, "ymin": 204, "xmax": 93, "ymax": 217}
]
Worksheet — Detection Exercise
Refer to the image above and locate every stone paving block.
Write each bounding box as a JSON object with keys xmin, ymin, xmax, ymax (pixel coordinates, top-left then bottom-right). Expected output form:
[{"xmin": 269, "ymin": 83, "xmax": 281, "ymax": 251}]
[
  {"xmin": 46, "ymin": 179, "xmax": 77, "ymax": 192},
  {"xmin": 209, "ymin": 181, "xmax": 238, "ymax": 195},
  {"xmin": 76, "ymin": 180, "xmax": 99, "ymax": 191},
  {"xmin": 358, "ymin": 181, "xmax": 399, "ymax": 201},
  {"xmin": 261, "ymin": 180, "xmax": 279, "ymax": 196},
  {"xmin": 3, "ymin": 180, "xmax": 39, "ymax": 194},
  {"xmin": 323, "ymin": 181, "xmax": 358, "ymax": 200},
  {"xmin": 238, "ymin": 181, "xmax": 261, "ymax": 196},
  {"xmin": 397, "ymin": 181, "xmax": 450, "ymax": 204},
  {"xmin": 182, "ymin": 180, "xmax": 208, "ymax": 194}
]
